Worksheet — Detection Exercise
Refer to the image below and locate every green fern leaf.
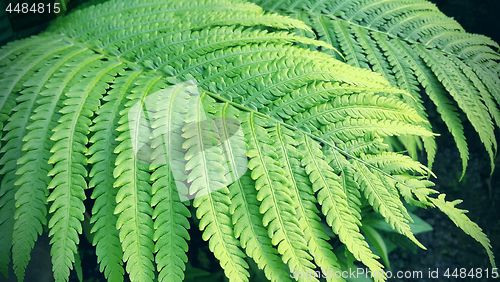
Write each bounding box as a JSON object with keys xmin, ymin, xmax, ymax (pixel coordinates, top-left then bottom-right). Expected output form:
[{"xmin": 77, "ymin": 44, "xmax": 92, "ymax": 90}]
[
  {"xmin": 87, "ymin": 67, "xmax": 141, "ymax": 282},
  {"xmin": 113, "ymin": 72, "xmax": 159, "ymax": 282},
  {"xmin": 47, "ymin": 55, "xmax": 122, "ymax": 282},
  {"xmin": 147, "ymin": 80, "xmax": 192, "ymax": 282},
  {"xmin": 11, "ymin": 40, "xmax": 79, "ymax": 281},
  {"xmin": 213, "ymin": 104, "xmax": 291, "ymax": 282},
  {"xmin": 353, "ymin": 162, "xmax": 424, "ymax": 249},
  {"xmin": 181, "ymin": 92, "xmax": 249, "ymax": 281},
  {"xmin": 1, "ymin": 1, "xmax": 497, "ymax": 281},
  {"xmin": 254, "ymin": 0, "xmax": 500, "ymax": 174},
  {"xmin": 243, "ymin": 112, "xmax": 318, "ymax": 281},
  {"xmin": 431, "ymin": 194, "xmax": 496, "ymax": 269},
  {"xmin": 280, "ymin": 130, "xmax": 344, "ymax": 282},
  {"xmin": 299, "ymin": 134, "xmax": 383, "ymax": 279}
]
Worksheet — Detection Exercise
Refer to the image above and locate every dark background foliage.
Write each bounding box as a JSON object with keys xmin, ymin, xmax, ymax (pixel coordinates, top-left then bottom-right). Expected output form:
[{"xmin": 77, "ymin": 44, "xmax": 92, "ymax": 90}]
[
  {"xmin": 430, "ymin": 0, "xmax": 500, "ymax": 43},
  {"xmin": 1, "ymin": 0, "xmax": 499, "ymax": 281}
]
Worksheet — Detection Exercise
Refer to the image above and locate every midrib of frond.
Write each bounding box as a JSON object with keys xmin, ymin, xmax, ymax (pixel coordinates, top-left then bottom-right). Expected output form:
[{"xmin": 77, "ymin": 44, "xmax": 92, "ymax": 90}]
[
  {"xmin": 316, "ymin": 14, "xmax": 335, "ymax": 48},
  {"xmin": 293, "ymin": 104, "xmax": 417, "ymax": 129},
  {"xmin": 194, "ymin": 94, "xmax": 215, "ymax": 190}
]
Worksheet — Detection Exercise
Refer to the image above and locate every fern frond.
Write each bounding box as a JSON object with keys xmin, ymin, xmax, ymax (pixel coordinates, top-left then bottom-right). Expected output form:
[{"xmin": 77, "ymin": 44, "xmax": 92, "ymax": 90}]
[
  {"xmin": 230, "ymin": 172, "xmax": 292, "ymax": 282},
  {"xmin": 47, "ymin": 55, "xmax": 121, "ymax": 282},
  {"xmin": 268, "ymin": 82, "xmax": 404, "ymax": 121},
  {"xmin": 114, "ymin": 72, "xmax": 158, "ymax": 282},
  {"xmin": 1, "ymin": 36, "xmax": 81, "ymax": 279},
  {"xmin": 392, "ymin": 38, "xmax": 466, "ymax": 172},
  {"xmin": 279, "ymin": 130, "xmax": 344, "ymax": 282},
  {"xmin": 1, "ymin": 1, "xmax": 497, "ymax": 281},
  {"xmin": 87, "ymin": 67, "xmax": 142, "ymax": 282},
  {"xmin": 180, "ymin": 92, "xmax": 249, "ymax": 281},
  {"xmin": 243, "ymin": 112, "xmax": 317, "ymax": 281},
  {"xmin": 213, "ymin": 104, "xmax": 291, "ymax": 282},
  {"xmin": 352, "ymin": 162, "xmax": 424, "ymax": 249},
  {"xmin": 271, "ymin": 122, "xmax": 346, "ymax": 281},
  {"xmin": 324, "ymin": 148, "xmax": 363, "ymax": 223},
  {"xmin": 430, "ymin": 194, "xmax": 496, "ymax": 269},
  {"xmin": 361, "ymin": 152, "xmax": 435, "ymax": 177},
  {"xmin": 146, "ymin": 80, "xmax": 193, "ymax": 282},
  {"xmin": 319, "ymin": 118, "xmax": 434, "ymax": 144},
  {"xmin": 299, "ymin": 134, "xmax": 383, "ymax": 280},
  {"xmin": 414, "ymin": 46, "xmax": 497, "ymax": 173},
  {"xmin": 290, "ymin": 92, "xmax": 426, "ymax": 133},
  {"xmin": 253, "ymin": 0, "xmax": 500, "ymax": 174},
  {"xmin": 11, "ymin": 39, "xmax": 81, "ymax": 281}
]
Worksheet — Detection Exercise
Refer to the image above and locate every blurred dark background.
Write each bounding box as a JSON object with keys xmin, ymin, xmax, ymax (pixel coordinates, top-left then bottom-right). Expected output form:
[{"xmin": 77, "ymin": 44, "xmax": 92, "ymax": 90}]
[{"xmin": 431, "ymin": 0, "xmax": 500, "ymax": 43}]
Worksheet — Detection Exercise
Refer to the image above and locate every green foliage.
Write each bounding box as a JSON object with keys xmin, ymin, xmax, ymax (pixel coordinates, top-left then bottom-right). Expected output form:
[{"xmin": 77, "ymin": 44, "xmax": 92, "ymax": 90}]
[
  {"xmin": 251, "ymin": 0, "xmax": 500, "ymax": 177},
  {"xmin": 0, "ymin": 0, "xmax": 497, "ymax": 282}
]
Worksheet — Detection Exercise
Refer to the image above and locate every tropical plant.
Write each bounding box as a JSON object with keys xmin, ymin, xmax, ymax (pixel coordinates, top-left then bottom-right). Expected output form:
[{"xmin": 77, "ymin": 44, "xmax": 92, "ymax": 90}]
[
  {"xmin": 252, "ymin": 0, "xmax": 500, "ymax": 178},
  {"xmin": 0, "ymin": 0, "xmax": 496, "ymax": 282}
]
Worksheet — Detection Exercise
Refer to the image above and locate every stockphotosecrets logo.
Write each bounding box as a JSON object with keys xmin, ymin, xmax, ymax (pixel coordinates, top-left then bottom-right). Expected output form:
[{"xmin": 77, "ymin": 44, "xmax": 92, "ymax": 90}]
[{"xmin": 128, "ymin": 80, "xmax": 248, "ymax": 201}]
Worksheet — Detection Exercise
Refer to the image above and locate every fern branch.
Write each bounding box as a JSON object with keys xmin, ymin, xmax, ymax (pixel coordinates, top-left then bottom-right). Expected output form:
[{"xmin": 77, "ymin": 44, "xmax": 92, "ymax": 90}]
[
  {"xmin": 430, "ymin": 194, "xmax": 496, "ymax": 269},
  {"xmin": 11, "ymin": 41, "xmax": 82, "ymax": 282},
  {"xmin": 87, "ymin": 67, "xmax": 142, "ymax": 282},
  {"xmin": 114, "ymin": 72, "xmax": 159, "ymax": 282},
  {"xmin": 243, "ymin": 112, "xmax": 317, "ymax": 281},
  {"xmin": 353, "ymin": 162, "xmax": 424, "ymax": 249},
  {"xmin": 275, "ymin": 125, "xmax": 345, "ymax": 282},
  {"xmin": 213, "ymin": 103, "xmax": 291, "ymax": 282},
  {"xmin": 47, "ymin": 56, "xmax": 121, "ymax": 282}
]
